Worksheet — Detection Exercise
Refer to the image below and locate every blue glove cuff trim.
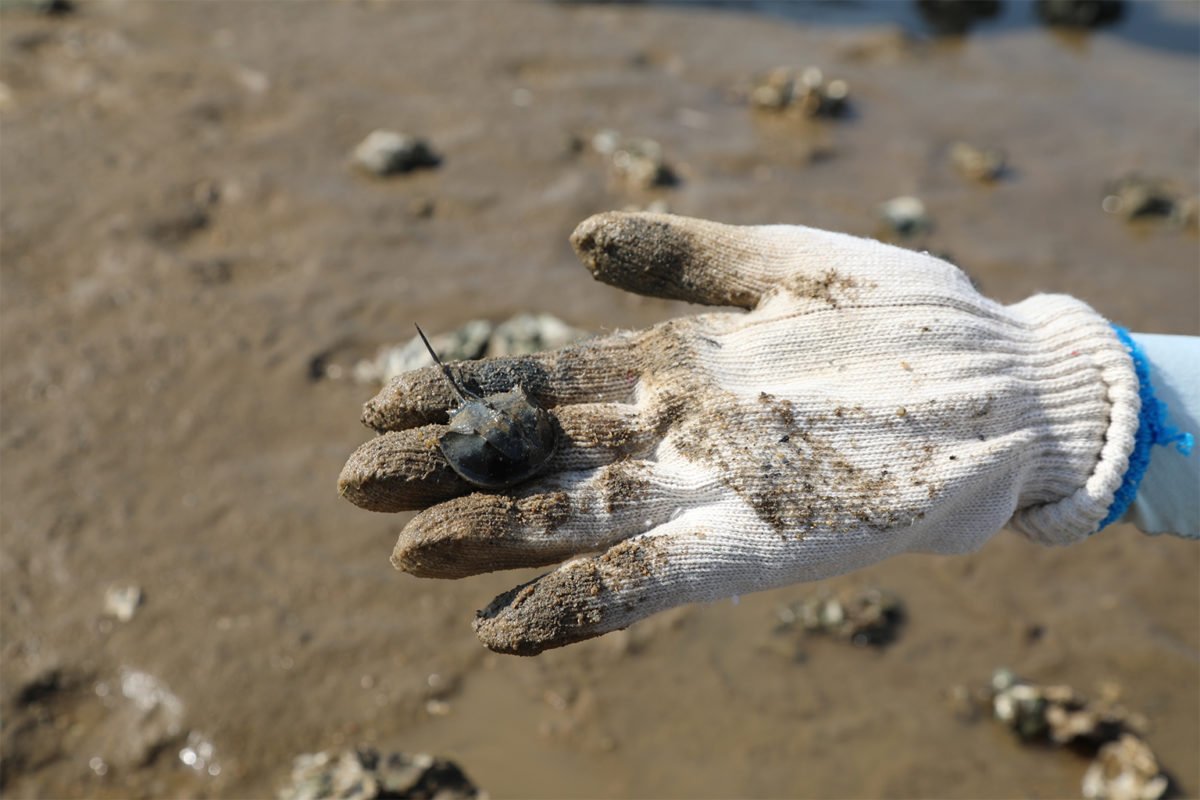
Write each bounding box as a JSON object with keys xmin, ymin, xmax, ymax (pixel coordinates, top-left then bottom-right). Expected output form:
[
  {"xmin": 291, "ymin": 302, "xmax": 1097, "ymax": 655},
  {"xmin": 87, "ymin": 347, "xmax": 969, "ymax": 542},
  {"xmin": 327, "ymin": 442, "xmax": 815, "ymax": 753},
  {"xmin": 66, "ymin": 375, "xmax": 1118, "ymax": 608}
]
[{"xmin": 1098, "ymin": 325, "xmax": 1195, "ymax": 530}]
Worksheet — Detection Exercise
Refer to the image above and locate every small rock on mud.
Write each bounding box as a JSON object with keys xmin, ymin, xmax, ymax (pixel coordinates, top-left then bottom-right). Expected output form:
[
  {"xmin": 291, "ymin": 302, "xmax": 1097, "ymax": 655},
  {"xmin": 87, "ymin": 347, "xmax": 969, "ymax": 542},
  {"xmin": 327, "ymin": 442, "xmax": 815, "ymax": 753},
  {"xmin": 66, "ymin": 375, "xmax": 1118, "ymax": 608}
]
[
  {"xmin": 104, "ymin": 584, "xmax": 143, "ymax": 622},
  {"xmin": 1101, "ymin": 175, "xmax": 1179, "ymax": 221},
  {"xmin": 353, "ymin": 131, "xmax": 441, "ymax": 177},
  {"xmin": 278, "ymin": 747, "xmax": 482, "ymax": 800},
  {"xmin": 590, "ymin": 129, "xmax": 678, "ymax": 190},
  {"xmin": 879, "ymin": 195, "xmax": 932, "ymax": 238},
  {"xmin": 747, "ymin": 66, "xmax": 850, "ymax": 118},
  {"xmin": 949, "ymin": 141, "xmax": 1007, "ymax": 183}
]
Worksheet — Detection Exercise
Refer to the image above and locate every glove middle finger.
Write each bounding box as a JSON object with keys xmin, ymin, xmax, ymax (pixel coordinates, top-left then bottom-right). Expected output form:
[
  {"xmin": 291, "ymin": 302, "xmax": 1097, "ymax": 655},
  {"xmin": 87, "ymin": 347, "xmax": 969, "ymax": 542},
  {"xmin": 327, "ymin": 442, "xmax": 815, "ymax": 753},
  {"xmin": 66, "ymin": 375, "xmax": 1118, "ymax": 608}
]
[{"xmin": 339, "ymin": 402, "xmax": 657, "ymax": 512}]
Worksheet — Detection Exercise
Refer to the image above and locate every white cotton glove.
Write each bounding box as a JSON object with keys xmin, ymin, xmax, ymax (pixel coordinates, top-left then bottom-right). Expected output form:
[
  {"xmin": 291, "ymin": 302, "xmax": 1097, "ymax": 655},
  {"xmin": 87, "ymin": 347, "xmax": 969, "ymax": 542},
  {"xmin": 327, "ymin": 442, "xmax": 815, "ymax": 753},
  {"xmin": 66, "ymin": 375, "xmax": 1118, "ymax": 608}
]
[{"xmin": 339, "ymin": 212, "xmax": 1140, "ymax": 655}]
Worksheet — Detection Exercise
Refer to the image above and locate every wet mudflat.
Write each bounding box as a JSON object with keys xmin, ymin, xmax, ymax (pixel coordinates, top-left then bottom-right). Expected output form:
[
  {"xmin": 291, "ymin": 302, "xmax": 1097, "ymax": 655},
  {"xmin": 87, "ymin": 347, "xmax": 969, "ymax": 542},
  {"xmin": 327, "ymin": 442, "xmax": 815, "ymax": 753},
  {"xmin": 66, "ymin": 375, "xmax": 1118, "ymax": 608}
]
[{"xmin": 1, "ymin": 1, "xmax": 1197, "ymax": 798}]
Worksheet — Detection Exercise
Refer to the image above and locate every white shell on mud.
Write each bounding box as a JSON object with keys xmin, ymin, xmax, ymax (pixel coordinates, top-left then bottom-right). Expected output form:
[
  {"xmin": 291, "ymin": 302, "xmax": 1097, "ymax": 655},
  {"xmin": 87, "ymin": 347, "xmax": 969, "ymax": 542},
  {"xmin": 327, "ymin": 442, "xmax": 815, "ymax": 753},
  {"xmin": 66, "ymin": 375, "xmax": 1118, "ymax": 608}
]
[{"xmin": 353, "ymin": 130, "xmax": 440, "ymax": 176}]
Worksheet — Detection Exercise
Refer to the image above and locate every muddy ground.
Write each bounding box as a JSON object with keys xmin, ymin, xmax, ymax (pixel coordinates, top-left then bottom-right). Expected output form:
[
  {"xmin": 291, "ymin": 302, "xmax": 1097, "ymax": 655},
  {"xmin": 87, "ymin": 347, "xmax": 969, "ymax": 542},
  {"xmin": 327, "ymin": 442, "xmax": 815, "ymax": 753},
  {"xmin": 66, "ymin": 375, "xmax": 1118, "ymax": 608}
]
[{"xmin": 1, "ymin": 1, "xmax": 1197, "ymax": 798}]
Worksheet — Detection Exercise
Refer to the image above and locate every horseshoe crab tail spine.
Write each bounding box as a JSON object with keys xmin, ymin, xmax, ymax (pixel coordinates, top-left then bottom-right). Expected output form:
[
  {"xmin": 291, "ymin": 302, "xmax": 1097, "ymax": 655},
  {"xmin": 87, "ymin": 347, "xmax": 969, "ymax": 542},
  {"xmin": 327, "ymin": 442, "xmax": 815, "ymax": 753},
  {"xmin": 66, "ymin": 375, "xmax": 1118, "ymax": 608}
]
[{"xmin": 414, "ymin": 323, "xmax": 473, "ymax": 403}]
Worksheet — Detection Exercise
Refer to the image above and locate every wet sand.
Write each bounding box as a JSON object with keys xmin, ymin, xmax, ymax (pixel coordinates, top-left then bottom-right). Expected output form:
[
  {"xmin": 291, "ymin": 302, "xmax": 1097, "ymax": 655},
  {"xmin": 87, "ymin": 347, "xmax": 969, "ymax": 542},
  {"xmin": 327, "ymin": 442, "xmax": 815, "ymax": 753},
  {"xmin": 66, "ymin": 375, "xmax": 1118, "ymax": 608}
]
[{"xmin": 1, "ymin": 1, "xmax": 1197, "ymax": 798}]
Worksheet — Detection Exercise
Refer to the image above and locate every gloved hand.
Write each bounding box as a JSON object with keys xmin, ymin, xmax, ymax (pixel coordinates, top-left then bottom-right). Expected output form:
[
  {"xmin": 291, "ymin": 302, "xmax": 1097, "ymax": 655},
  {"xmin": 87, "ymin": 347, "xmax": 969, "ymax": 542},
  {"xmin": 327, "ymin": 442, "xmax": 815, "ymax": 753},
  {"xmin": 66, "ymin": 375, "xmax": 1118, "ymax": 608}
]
[{"xmin": 339, "ymin": 212, "xmax": 1140, "ymax": 655}]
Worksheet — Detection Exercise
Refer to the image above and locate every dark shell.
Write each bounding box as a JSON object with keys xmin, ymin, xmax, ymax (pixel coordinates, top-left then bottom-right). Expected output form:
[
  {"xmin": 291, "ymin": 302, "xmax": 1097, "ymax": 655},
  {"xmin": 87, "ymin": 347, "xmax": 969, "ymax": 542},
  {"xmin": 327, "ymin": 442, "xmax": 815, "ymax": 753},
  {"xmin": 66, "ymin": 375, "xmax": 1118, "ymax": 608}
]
[
  {"xmin": 413, "ymin": 324, "xmax": 558, "ymax": 489},
  {"xmin": 441, "ymin": 386, "xmax": 557, "ymax": 488}
]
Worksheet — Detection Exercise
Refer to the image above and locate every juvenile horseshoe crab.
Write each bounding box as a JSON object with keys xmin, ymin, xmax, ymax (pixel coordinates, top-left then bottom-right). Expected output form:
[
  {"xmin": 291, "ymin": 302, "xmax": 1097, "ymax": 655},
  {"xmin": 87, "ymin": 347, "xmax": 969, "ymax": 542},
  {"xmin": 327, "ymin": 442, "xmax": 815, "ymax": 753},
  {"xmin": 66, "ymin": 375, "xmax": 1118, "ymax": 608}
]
[{"xmin": 416, "ymin": 324, "xmax": 557, "ymax": 489}]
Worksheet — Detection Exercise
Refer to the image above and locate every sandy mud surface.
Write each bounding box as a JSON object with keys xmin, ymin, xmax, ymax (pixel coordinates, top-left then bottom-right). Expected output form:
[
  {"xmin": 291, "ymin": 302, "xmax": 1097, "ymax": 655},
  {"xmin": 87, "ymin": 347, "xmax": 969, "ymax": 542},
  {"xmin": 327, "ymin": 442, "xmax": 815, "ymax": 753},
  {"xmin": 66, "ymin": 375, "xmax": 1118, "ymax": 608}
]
[{"xmin": 1, "ymin": 1, "xmax": 1197, "ymax": 797}]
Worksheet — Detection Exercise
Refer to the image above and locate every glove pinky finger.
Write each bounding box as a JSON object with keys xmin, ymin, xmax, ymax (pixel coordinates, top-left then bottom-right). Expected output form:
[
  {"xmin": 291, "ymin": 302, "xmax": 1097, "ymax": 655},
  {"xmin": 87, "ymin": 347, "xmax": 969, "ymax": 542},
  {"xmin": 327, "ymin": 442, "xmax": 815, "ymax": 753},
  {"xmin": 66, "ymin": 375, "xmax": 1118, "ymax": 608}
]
[{"xmin": 472, "ymin": 511, "xmax": 727, "ymax": 656}]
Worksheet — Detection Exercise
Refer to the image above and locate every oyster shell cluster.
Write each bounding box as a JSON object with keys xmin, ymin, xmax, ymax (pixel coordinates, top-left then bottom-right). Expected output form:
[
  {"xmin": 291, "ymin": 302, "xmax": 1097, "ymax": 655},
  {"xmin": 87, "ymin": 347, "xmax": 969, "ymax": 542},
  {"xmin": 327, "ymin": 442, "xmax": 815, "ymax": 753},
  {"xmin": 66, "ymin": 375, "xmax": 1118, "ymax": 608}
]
[
  {"xmin": 775, "ymin": 587, "xmax": 905, "ymax": 647},
  {"xmin": 748, "ymin": 66, "xmax": 850, "ymax": 119},
  {"xmin": 279, "ymin": 747, "xmax": 482, "ymax": 800},
  {"xmin": 989, "ymin": 669, "xmax": 1169, "ymax": 800}
]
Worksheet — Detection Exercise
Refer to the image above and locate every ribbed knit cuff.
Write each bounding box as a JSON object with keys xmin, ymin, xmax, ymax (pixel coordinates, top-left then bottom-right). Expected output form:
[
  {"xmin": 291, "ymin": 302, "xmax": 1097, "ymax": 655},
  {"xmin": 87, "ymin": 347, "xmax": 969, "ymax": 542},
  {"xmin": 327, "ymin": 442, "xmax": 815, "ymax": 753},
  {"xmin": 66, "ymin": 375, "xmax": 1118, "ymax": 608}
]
[{"xmin": 1004, "ymin": 295, "xmax": 1140, "ymax": 545}]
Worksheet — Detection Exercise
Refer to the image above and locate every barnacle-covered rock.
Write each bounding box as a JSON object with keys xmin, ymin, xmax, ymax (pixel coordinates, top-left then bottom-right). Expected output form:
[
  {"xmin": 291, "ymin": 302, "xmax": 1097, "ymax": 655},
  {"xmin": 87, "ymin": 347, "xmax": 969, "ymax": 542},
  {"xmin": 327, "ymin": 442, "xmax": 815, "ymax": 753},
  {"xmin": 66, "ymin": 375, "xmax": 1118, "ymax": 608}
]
[
  {"xmin": 279, "ymin": 747, "xmax": 482, "ymax": 800},
  {"xmin": 319, "ymin": 314, "xmax": 589, "ymax": 386},
  {"xmin": 988, "ymin": 670, "xmax": 1167, "ymax": 800},
  {"xmin": 990, "ymin": 669, "xmax": 1138, "ymax": 746},
  {"xmin": 775, "ymin": 587, "xmax": 904, "ymax": 647},
  {"xmin": 346, "ymin": 321, "xmax": 495, "ymax": 385},
  {"xmin": 487, "ymin": 313, "xmax": 588, "ymax": 359}
]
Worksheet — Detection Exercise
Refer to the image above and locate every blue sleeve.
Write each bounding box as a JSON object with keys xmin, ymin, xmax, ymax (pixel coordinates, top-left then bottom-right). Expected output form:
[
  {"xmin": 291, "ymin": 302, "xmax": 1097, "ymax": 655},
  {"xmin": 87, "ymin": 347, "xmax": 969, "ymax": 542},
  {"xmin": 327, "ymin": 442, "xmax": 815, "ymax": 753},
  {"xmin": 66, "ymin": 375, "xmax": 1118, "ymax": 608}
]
[{"xmin": 1122, "ymin": 333, "xmax": 1199, "ymax": 539}]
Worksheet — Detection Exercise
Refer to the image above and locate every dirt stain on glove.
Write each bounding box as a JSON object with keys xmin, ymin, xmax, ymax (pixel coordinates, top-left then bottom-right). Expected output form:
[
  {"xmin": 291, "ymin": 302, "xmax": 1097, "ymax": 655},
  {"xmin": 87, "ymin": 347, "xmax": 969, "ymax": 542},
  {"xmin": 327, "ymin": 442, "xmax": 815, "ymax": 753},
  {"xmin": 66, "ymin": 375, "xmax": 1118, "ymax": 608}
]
[
  {"xmin": 780, "ymin": 269, "xmax": 863, "ymax": 309},
  {"xmin": 641, "ymin": 321, "xmax": 921, "ymax": 536}
]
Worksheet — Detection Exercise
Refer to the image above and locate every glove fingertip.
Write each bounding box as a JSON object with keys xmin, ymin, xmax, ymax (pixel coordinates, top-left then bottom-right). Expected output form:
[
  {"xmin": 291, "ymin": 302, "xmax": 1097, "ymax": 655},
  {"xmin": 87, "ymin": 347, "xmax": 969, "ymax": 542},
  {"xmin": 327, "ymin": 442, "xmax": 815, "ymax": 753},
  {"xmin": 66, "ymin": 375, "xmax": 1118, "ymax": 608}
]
[
  {"xmin": 473, "ymin": 534, "xmax": 679, "ymax": 655},
  {"xmin": 570, "ymin": 211, "xmax": 762, "ymax": 309},
  {"xmin": 361, "ymin": 368, "xmax": 454, "ymax": 433},
  {"xmin": 473, "ymin": 569, "xmax": 611, "ymax": 656},
  {"xmin": 338, "ymin": 429, "xmax": 471, "ymax": 512},
  {"xmin": 473, "ymin": 582, "xmax": 558, "ymax": 657}
]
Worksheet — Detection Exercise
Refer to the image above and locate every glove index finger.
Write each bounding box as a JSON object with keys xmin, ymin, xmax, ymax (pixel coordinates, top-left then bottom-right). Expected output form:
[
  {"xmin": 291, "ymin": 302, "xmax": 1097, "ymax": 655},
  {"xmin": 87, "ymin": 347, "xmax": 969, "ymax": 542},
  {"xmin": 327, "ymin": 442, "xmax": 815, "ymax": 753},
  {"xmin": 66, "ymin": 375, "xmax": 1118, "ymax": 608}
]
[
  {"xmin": 361, "ymin": 333, "xmax": 641, "ymax": 432},
  {"xmin": 570, "ymin": 211, "xmax": 882, "ymax": 310}
]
